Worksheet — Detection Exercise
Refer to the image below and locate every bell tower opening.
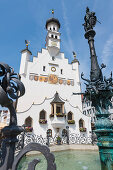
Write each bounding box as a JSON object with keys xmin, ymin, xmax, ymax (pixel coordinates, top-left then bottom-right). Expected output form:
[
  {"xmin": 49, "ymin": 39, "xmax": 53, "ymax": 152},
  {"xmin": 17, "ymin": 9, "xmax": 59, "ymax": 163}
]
[{"xmin": 45, "ymin": 14, "xmax": 61, "ymax": 56}]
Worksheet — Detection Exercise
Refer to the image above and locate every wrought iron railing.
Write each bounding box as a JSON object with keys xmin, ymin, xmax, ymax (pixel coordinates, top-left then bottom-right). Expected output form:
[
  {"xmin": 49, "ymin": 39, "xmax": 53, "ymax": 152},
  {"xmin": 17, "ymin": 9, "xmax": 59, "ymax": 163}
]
[{"xmin": 15, "ymin": 131, "xmax": 95, "ymax": 152}]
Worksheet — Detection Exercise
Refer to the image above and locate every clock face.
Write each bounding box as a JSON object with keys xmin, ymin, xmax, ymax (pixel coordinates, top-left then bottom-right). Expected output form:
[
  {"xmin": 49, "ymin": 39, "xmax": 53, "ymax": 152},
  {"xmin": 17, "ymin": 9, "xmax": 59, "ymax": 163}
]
[
  {"xmin": 48, "ymin": 74, "xmax": 58, "ymax": 84},
  {"xmin": 51, "ymin": 67, "xmax": 56, "ymax": 72}
]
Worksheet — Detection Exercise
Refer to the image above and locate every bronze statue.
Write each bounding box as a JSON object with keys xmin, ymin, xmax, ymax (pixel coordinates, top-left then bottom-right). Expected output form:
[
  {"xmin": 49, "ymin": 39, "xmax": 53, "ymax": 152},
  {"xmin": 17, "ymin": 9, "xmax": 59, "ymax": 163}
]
[{"xmin": 83, "ymin": 7, "xmax": 97, "ymax": 32}]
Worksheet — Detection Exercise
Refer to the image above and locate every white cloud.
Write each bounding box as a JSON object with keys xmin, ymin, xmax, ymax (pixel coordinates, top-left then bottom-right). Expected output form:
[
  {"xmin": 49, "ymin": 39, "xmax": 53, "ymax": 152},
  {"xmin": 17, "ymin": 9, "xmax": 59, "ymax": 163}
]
[
  {"xmin": 101, "ymin": 33, "xmax": 113, "ymax": 65},
  {"xmin": 61, "ymin": 0, "xmax": 74, "ymax": 59}
]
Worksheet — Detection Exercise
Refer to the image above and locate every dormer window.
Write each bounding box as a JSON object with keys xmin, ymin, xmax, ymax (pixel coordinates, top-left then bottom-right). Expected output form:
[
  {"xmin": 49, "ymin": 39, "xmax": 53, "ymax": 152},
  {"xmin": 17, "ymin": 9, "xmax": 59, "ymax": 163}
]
[{"xmin": 50, "ymin": 92, "xmax": 65, "ymax": 116}]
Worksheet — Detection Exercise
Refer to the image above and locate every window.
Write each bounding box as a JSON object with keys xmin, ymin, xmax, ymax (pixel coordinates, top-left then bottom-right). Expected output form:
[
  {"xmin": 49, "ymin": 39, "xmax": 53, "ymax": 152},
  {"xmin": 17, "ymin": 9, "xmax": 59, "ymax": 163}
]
[
  {"xmin": 55, "ymin": 35, "xmax": 57, "ymax": 39},
  {"xmin": 67, "ymin": 112, "xmax": 73, "ymax": 120},
  {"xmin": 62, "ymin": 129, "xmax": 67, "ymax": 137},
  {"xmin": 51, "ymin": 34, "xmax": 54, "ymax": 38},
  {"xmin": 61, "ymin": 69, "xmax": 63, "ymax": 74},
  {"xmin": 56, "ymin": 105, "xmax": 62, "ymax": 113},
  {"xmin": 47, "ymin": 129, "xmax": 52, "ymax": 137},
  {"xmin": 87, "ymin": 102, "xmax": 90, "ymax": 107},
  {"xmin": 40, "ymin": 110, "xmax": 46, "ymax": 120},
  {"xmin": 92, "ymin": 108, "xmax": 95, "ymax": 113},
  {"xmin": 43, "ymin": 66, "xmax": 45, "ymax": 71},
  {"xmin": 50, "ymin": 27, "xmax": 51, "ymax": 30},
  {"xmin": 53, "ymin": 27, "xmax": 55, "ymax": 31},
  {"xmin": 83, "ymin": 111, "xmax": 86, "ymax": 115},
  {"xmin": 25, "ymin": 116, "xmax": 32, "ymax": 127},
  {"xmin": 79, "ymin": 119, "xmax": 84, "ymax": 128}
]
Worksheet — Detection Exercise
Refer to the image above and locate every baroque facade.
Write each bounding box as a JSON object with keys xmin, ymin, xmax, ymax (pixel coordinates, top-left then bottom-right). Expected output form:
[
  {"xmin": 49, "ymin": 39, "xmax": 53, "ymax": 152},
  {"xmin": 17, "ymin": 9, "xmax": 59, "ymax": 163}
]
[{"xmin": 16, "ymin": 17, "xmax": 91, "ymax": 138}]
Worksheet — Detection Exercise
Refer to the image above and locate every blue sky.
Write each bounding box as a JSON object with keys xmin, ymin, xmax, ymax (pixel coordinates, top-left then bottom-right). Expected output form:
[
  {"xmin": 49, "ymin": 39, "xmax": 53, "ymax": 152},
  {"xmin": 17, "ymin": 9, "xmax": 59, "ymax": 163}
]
[{"xmin": 0, "ymin": 0, "xmax": 113, "ymax": 92}]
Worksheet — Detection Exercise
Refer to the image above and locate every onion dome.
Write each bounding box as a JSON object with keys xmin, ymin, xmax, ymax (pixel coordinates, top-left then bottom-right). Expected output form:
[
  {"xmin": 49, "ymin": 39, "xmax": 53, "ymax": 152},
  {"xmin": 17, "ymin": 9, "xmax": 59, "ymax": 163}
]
[{"xmin": 46, "ymin": 18, "xmax": 60, "ymax": 29}]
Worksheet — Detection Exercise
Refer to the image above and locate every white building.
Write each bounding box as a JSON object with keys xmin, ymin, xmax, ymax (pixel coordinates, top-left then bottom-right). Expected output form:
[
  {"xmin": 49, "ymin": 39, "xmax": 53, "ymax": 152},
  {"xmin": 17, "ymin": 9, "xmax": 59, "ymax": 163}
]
[
  {"xmin": 82, "ymin": 99, "xmax": 96, "ymax": 130},
  {"xmin": 17, "ymin": 17, "xmax": 91, "ymax": 138}
]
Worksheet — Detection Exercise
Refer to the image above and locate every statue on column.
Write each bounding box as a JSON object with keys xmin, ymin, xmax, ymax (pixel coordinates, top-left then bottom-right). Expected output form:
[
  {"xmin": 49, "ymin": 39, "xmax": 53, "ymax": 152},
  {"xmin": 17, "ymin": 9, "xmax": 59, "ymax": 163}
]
[{"xmin": 83, "ymin": 7, "xmax": 97, "ymax": 32}]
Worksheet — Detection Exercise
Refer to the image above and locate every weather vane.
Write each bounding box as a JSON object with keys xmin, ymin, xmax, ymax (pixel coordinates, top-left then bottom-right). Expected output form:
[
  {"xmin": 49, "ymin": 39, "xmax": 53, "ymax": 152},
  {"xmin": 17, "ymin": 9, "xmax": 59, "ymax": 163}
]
[
  {"xmin": 25, "ymin": 40, "xmax": 30, "ymax": 49},
  {"xmin": 51, "ymin": 9, "xmax": 54, "ymax": 17}
]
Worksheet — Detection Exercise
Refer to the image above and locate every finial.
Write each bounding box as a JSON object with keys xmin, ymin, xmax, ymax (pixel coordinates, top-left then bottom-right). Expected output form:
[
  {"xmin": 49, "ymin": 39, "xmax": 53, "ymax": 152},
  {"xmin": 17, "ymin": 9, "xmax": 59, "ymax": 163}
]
[
  {"xmin": 25, "ymin": 40, "xmax": 30, "ymax": 49},
  {"xmin": 51, "ymin": 9, "xmax": 54, "ymax": 17},
  {"xmin": 72, "ymin": 51, "xmax": 76, "ymax": 58}
]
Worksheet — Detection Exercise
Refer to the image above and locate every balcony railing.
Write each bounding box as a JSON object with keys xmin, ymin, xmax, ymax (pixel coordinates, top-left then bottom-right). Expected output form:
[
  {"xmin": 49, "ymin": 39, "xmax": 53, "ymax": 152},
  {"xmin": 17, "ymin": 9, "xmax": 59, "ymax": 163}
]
[
  {"xmin": 50, "ymin": 113, "xmax": 65, "ymax": 118},
  {"xmin": 56, "ymin": 113, "xmax": 65, "ymax": 117},
  {"xmin": 67, "ymin": 120, "xmax": 75, "ymax": 124}
]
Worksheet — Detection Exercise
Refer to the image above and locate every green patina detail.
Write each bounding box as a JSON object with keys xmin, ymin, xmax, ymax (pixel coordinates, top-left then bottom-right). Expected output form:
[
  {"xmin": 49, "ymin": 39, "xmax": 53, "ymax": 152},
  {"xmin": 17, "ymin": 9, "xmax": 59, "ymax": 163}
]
[{"xmin": 83, "ymin": 7, "xmax": 113, "ymax": 170}]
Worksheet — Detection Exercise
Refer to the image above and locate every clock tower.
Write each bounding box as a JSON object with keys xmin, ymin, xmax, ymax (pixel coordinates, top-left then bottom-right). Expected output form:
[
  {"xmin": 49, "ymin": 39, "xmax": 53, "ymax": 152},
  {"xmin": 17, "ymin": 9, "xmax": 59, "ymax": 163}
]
[
  {"xmin": 45, "ymin": 17, "xmax": 61, "ymax": 56},
  {"xmin": 17, "ymin": 12, "xmax": 91, "ymax": 139}
]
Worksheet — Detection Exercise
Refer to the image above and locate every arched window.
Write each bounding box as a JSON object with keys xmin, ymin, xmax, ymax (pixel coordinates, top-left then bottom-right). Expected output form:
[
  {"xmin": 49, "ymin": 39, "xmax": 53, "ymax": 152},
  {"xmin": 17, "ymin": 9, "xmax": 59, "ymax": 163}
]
[
  {"xmin": 47, "ymin": 129, "xmax": 52, "ymax": 137},
  {"xmin": 51, "ymin": 34, "xmax": 54, "ymax": 38},
  {"xmin": 53, "ymin": 27, "xmax": 55, "ymax": 31},
  {"xmin": 25, "ymin": 116, "xmax": 32, "ymax": 127},
  {"xmin": 40, "ymin": 110, "xmax": 46, "ymax": 120},
  {"xmin": 79, "ymin": 119, "xmax": 84, "ymax": 128},
  {"xmin": 67, "ymin": 112, "xmax": 73, "ymax": 120},
  {"xmin": 62, "ymin": 129, "xmax": 67, "ymax": 137},
  {"xmin": 55, "ymin": 35, "xmax": 57, "ymax": 39}
]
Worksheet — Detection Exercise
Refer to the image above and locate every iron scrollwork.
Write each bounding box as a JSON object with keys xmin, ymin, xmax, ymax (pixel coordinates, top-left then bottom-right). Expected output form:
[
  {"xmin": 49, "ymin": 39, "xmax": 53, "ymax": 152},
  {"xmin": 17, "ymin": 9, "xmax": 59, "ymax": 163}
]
[
  {"xmin": 0, "ymin": 63, "xmax": 56, "ymax": 170},
  {"xmin": 16, "ymin": 132, "xmax": 92, "ymax": 148},
  {"xmin": 0, "ymin": 63, "xmax": 25, "ymax": 170},
  {"xmin": 12, "ymin": 143, "xmax": 56, "ymax": 170}
]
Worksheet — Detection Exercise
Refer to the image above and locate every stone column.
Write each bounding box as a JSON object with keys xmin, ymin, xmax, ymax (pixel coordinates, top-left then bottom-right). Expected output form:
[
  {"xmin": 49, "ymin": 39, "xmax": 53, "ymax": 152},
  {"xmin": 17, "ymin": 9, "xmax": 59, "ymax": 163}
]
[
  {"xmin": 54, "ymin": 104, "xmax": 56, "ymax": 114},
  {"xmin": 62, "ymin": 104, "xmax": 64, "ymax": 113}
]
